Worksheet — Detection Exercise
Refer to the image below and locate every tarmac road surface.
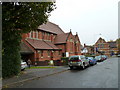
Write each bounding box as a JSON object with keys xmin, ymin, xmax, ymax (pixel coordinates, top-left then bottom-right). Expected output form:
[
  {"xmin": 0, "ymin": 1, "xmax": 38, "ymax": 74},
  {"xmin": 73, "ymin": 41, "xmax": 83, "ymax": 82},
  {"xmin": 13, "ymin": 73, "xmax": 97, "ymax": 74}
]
[{"xmin": 9, "ymin": 57, "xmax": 118, "ymax": 88}]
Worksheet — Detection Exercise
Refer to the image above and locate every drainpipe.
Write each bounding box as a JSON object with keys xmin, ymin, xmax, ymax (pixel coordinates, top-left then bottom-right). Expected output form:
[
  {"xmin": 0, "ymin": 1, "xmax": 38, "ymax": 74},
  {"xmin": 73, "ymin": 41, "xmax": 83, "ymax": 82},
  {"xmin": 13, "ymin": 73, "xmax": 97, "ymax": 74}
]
[{"xmin": 64, "ymin": 43, "xmax": 66, "ymax": 57}]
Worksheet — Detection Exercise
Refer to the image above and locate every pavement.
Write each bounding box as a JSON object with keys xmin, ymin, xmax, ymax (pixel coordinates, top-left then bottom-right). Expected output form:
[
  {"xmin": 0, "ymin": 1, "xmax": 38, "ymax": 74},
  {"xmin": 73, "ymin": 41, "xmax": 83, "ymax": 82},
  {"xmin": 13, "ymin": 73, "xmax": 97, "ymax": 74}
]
[{"xmin": 2, "ymin": 66, "xmax": 69, "ymax": 88}]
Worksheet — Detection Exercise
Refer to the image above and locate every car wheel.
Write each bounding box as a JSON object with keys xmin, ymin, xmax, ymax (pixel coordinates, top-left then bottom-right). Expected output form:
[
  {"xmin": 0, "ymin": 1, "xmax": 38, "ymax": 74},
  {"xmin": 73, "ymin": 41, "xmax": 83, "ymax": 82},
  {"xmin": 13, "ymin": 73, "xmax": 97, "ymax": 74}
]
[
  {"xmin": 88, "ymin": 62, "xmax": 90, "ymax": 67},
  {"xmin": 82, "ymin": 63, "xmax": 85, "ymax": 70},
  {"xmin": 21, "ymin": 68, "xmax": 25, "ymax": 71},
  {"xmin": 69, "ymin": 66, "xmax": 73, "ymax": 70}
]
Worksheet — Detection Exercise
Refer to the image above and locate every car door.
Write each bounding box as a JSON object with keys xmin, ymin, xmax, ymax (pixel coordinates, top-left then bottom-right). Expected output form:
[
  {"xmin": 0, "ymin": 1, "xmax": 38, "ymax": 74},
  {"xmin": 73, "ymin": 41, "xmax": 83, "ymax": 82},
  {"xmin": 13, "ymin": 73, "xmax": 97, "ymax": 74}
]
[{"xmin": 82, "ymin": 56, "xmax": 88, "ymax": 66}]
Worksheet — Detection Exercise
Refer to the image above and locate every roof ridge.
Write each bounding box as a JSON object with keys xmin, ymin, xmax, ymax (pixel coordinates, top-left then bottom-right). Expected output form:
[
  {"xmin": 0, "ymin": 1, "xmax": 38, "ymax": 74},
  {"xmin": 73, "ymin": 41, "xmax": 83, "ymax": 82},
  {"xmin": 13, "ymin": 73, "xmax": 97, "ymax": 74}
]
[
  {"xmin": 44, "ymin": 40, "xmax": 54, "ymax": 49},
  {"xmin": 48, "ymin": 21, "xmax": 65, "ymax": 33}
]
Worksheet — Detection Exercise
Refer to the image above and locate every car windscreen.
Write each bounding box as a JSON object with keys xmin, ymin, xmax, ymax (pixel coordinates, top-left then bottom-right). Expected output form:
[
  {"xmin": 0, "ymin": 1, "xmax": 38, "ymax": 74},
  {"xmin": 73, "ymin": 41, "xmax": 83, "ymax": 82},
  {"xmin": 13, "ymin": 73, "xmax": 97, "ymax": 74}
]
[
  {"xmin": 95, "ymin": 56, "xmax": 99, "ymax": 59},
  {"xmin": 69, "ymin": 56, "xmax": 79, "ymax": 60}
]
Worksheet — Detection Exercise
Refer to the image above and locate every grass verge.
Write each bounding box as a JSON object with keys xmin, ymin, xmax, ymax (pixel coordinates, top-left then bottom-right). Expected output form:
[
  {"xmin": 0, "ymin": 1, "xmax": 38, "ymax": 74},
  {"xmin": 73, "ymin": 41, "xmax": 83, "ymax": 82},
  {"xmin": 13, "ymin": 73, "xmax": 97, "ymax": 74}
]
[{"xmin": 26, "ymin": 66, "xmax": 57, "ymax": 69}]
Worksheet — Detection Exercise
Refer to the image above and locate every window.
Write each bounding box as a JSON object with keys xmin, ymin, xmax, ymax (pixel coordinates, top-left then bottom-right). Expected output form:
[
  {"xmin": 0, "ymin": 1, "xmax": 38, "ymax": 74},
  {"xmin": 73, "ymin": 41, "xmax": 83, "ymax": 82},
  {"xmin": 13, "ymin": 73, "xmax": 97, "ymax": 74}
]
[
  {"xmin": 48, "ymin": 50, "xmax": 50, "ymax": 56},
  {"xmin": 98, "ymin": 44, "xmax": 104, "ymax": 48},
  {"xmin": 98, "ymin": 44, "xmax": 101, "ymax": 48},
  {"xmin": 42, "ymin": 32, "xmax": 45, "ymax": 39},
  {"xmin": 47, "ymin": 33, "xmax": 50, "ymax": 40},
  {"xmin": 29, "ymin": 32, "xmax": 31, "ymax": 38},
  {"xmin": 36, "ymin": 31, "xmax": 38, "ymax": 39},
  {"xmin": 41, "ymin": 50, "xmax": 43, "ymax": 57},
  {"xmin": 76, "ymin": 41, "xmax": 78, "ymax": 43},
  {"xmin": 70, "ymin": 38, "xmax": 73, "ymax": 42},
  {"xmin": 101, "ymin": 44, "xmax": 104, "ymax": 48},
  {"xmin": 38, "ymin": 50, "xmax": 43, "ymax": 57},
  {"xmin": 59, "ymin": 51, "xmax": 61, "ymax": 55},
  {"xmin": 31, "ymin": 31, "xmax": 33, "ymax": 38}
]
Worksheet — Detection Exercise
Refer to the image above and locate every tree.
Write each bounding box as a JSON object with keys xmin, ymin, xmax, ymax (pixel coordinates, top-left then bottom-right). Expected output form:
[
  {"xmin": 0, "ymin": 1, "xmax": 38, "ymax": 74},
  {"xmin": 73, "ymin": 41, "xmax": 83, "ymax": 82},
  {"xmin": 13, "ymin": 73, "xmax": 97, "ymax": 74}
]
[
  {"xmin": 2, "ymin": 2, "xmax": 56, "ymax": 78},
  {"xmin": 116, "ymin": 38, "xmax": 120, "ymax": 54}
]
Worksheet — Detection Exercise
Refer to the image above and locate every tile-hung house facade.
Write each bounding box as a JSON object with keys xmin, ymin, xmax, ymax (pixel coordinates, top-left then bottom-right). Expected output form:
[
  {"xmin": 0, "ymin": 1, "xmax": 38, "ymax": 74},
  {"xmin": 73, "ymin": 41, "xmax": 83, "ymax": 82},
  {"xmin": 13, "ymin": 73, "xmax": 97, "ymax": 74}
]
[
  {"xmin": 21, "ymin": 22, "xmax": 81, "ymax": 65},
  {"xmin": 94, "ymin": 37, "xmax": 110, "ymax": 56}
]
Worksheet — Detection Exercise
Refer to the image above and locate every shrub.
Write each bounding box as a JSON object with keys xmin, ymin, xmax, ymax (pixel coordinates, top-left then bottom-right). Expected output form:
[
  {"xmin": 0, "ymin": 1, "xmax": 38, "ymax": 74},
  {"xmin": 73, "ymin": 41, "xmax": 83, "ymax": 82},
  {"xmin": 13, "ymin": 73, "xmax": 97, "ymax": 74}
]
[{"xmin": 61, "ymin": 57, "xmax": 69, "ymax": 65}]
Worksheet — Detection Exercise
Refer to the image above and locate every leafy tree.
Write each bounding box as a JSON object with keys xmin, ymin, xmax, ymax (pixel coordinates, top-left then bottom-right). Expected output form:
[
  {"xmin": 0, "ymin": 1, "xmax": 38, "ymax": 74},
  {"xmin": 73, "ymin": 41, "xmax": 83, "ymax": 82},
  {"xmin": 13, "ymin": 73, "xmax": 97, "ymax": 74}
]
[
  {"xmin": 116, "ymin": 38, "xmax": 120, "ymax": 54},
  {"xmin": 2, "ymin": 2, "xmax": 56, "ymax": 78}
]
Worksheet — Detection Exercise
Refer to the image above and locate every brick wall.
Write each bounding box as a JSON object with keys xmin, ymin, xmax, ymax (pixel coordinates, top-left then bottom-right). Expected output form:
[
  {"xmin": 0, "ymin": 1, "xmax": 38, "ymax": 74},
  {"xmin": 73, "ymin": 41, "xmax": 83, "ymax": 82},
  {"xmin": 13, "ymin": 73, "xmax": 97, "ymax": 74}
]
[{"xmin": 94, "ymin": 38, "xmax": 110, "ymax": 56}]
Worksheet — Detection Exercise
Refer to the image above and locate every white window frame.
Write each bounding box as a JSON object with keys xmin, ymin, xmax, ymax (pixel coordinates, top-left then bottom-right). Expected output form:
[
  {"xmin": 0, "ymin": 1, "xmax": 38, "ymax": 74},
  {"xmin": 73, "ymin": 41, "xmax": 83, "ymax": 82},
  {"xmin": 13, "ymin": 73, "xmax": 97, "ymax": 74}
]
[
  {"xmin": 29, "ymin": 32, "xmax": 32, "ymax": 38},
  {"xmin": 36, "ymin": 31, "xmax": 38, "ymax": 39}
]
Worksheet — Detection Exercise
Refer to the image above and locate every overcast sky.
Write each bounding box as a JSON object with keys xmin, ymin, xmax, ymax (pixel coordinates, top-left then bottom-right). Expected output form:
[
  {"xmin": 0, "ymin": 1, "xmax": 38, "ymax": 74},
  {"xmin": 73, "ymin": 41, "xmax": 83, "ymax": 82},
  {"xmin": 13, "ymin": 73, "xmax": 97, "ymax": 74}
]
[{"xmin": 49, "ymin": 0, "xmax": 119, "ymax": 45}]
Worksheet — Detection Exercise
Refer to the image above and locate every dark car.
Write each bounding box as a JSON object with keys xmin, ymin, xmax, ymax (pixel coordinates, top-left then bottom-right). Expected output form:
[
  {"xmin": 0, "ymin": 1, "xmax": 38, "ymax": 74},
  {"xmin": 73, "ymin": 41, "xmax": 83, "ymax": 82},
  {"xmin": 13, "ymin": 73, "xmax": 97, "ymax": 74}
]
[{"xmin": 87, "ymin": 57, "xmax": 97, "ymax": 65}]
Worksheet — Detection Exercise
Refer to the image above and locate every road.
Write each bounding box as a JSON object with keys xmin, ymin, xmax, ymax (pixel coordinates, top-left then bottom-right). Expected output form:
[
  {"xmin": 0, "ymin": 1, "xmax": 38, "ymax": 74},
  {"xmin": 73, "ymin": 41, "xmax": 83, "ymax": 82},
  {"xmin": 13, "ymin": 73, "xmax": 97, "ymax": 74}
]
[{"xmin": 11, "ymin": 57, "xmax": 118, "ymax": 88}]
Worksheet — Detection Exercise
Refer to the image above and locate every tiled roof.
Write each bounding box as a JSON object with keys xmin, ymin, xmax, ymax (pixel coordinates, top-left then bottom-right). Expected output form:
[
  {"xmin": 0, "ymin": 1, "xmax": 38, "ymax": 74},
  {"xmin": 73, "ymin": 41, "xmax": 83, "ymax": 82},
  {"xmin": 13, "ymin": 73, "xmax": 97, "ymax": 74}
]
[
  {"xmin": 45, "ymin": 41, "xmax": 59, "ymax": 49},
  {"xmin": 20, "ymin": 41, "xmax": 34, "ymax": 54},
  {"xmin": 54, "ymin": 33, "xmax": 69, "ymax": 44},
  {"xmin": 26, "ymin": 39, "xmax": 60, "ymax": 50},
  {"xmin": 38, "ymin": 21, "xmax": 64, "ymax": 35}
]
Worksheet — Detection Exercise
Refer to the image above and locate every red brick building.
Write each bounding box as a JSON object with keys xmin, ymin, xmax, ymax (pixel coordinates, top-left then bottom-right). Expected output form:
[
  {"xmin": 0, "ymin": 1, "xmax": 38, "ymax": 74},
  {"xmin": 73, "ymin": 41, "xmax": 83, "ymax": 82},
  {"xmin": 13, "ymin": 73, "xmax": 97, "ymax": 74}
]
[
  {"xmin": 21, "ymin": 22, "xmax": 81, "ymax": 65},
  {"xmin": 82, "ymin": 44, "xmax": 94, "ymax": 55},
  {"xmin": 54, "ymin": 31, "xmax": 81, "ymax": 57},
  {"xmin": 94, "ymin": 37, "xmax": 110, "ymax": 56}
]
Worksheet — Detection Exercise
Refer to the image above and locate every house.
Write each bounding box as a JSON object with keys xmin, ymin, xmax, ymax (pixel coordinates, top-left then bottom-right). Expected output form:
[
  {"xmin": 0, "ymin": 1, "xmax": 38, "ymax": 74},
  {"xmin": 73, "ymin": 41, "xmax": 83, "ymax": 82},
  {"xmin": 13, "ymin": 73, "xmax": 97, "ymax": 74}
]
[
  {"xmin": 82, "ymin": 44, "xmax": 94, "ymax": 55},
  {"xmin": 94, "ymin": 37, "xmax": 110, "ymax": 56},
  {"xmin": 20, "ymin": 21, "xmax": 81, "ymax": 65},
  {"xmin": 107, "ymin": 41, "xmax": 118, "ymax": 56}
]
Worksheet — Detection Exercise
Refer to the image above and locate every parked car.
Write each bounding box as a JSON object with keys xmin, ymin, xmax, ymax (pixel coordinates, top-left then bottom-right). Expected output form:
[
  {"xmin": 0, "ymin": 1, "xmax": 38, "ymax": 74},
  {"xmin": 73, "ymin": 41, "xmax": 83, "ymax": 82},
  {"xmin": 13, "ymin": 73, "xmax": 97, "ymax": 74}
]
[
  {"xmin": 68, "ymin": 55, "xmax": 90, "ymax": 70},
  {"xmin": 101, "ymin": 55, "xmax": 107, "ymax": 60},
  {"xmin": 95, "ymin": 56, "xmax": 102, "ymax": 62},
  {"xmin": 21, "ymin": 61, "xmax": 27, "ymax": 71},
  {"xmin": 87, "ymin": 57, "xmax": 97, "ymax": 65},
  {"xmin": 117, "ymin": 54, "xmax": 120, "ymax": 57}
]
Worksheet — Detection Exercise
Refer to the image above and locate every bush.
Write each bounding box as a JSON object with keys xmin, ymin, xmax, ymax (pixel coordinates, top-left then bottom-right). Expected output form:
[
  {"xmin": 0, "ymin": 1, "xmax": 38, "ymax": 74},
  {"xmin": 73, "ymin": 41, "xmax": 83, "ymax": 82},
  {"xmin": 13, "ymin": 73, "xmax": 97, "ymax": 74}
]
[{"xmin": 61, "ymin": 57, "xmax": 69, "ymax": 65}]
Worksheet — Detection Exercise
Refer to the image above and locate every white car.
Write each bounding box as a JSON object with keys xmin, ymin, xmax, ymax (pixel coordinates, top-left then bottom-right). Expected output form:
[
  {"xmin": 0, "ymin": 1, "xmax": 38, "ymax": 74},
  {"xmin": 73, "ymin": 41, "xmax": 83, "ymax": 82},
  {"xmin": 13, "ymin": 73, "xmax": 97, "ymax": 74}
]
[
  {"xmin": 21, "ymin": 61, "xmax": 27, "ymax": 70},
  {"xmin": 68, "ymin": 55, "xmax": 90, "ymax": 70}
]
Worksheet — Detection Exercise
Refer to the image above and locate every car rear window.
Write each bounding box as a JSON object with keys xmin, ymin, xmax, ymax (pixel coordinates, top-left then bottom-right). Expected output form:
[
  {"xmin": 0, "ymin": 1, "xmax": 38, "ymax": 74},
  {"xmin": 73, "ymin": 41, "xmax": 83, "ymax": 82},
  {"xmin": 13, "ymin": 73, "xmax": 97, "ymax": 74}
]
[
  {"xmin": 88, "ymin": 57, "xmax": 93, "ymax": 59},
  {"xmin": 69, "ymin": 56, "xmax": 79, "ymax": 60}
]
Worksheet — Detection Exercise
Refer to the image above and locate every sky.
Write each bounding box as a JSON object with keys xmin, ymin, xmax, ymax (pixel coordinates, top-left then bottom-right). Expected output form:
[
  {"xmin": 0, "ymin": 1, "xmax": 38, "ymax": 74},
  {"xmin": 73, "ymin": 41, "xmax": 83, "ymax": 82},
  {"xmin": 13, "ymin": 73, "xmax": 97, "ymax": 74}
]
[{"xmin": 49, "ymin": 0, "xmax": 119, "ymax": 45}]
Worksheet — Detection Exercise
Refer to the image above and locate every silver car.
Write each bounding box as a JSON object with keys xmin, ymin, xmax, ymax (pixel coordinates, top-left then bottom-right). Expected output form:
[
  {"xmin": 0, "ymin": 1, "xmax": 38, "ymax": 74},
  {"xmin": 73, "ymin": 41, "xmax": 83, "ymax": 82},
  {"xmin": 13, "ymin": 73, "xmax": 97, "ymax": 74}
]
[{"xmin": 68, "ymin": 55, "xmax": 89, "ymax": 70}]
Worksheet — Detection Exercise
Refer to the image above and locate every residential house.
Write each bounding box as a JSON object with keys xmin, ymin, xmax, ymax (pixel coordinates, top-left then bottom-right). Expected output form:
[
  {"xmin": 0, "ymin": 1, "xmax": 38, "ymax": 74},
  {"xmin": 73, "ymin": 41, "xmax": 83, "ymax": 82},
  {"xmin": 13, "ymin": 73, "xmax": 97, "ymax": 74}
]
[
  {"xmin": 94, "ymin": 37, "xmax": 110, "ymax": 56},
  {"xmin": 107, "ymin": 41, "xmax": 118, "ymax": 56},
  {"xmin": 21, "ymin": 21, "xmax": 81, "ymax": 65},
  {"xmin": 82, "ymin": 44, "xmax": 94, "ymax": 55}
]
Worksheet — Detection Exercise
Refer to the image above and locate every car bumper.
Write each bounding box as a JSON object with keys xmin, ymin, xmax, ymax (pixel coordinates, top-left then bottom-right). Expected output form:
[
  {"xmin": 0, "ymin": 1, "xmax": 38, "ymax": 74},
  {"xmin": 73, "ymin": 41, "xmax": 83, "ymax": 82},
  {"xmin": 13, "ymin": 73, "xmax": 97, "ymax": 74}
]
[{"xmin": 68, "ymin": 63, "xmax": 82, "ymax": 67}]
